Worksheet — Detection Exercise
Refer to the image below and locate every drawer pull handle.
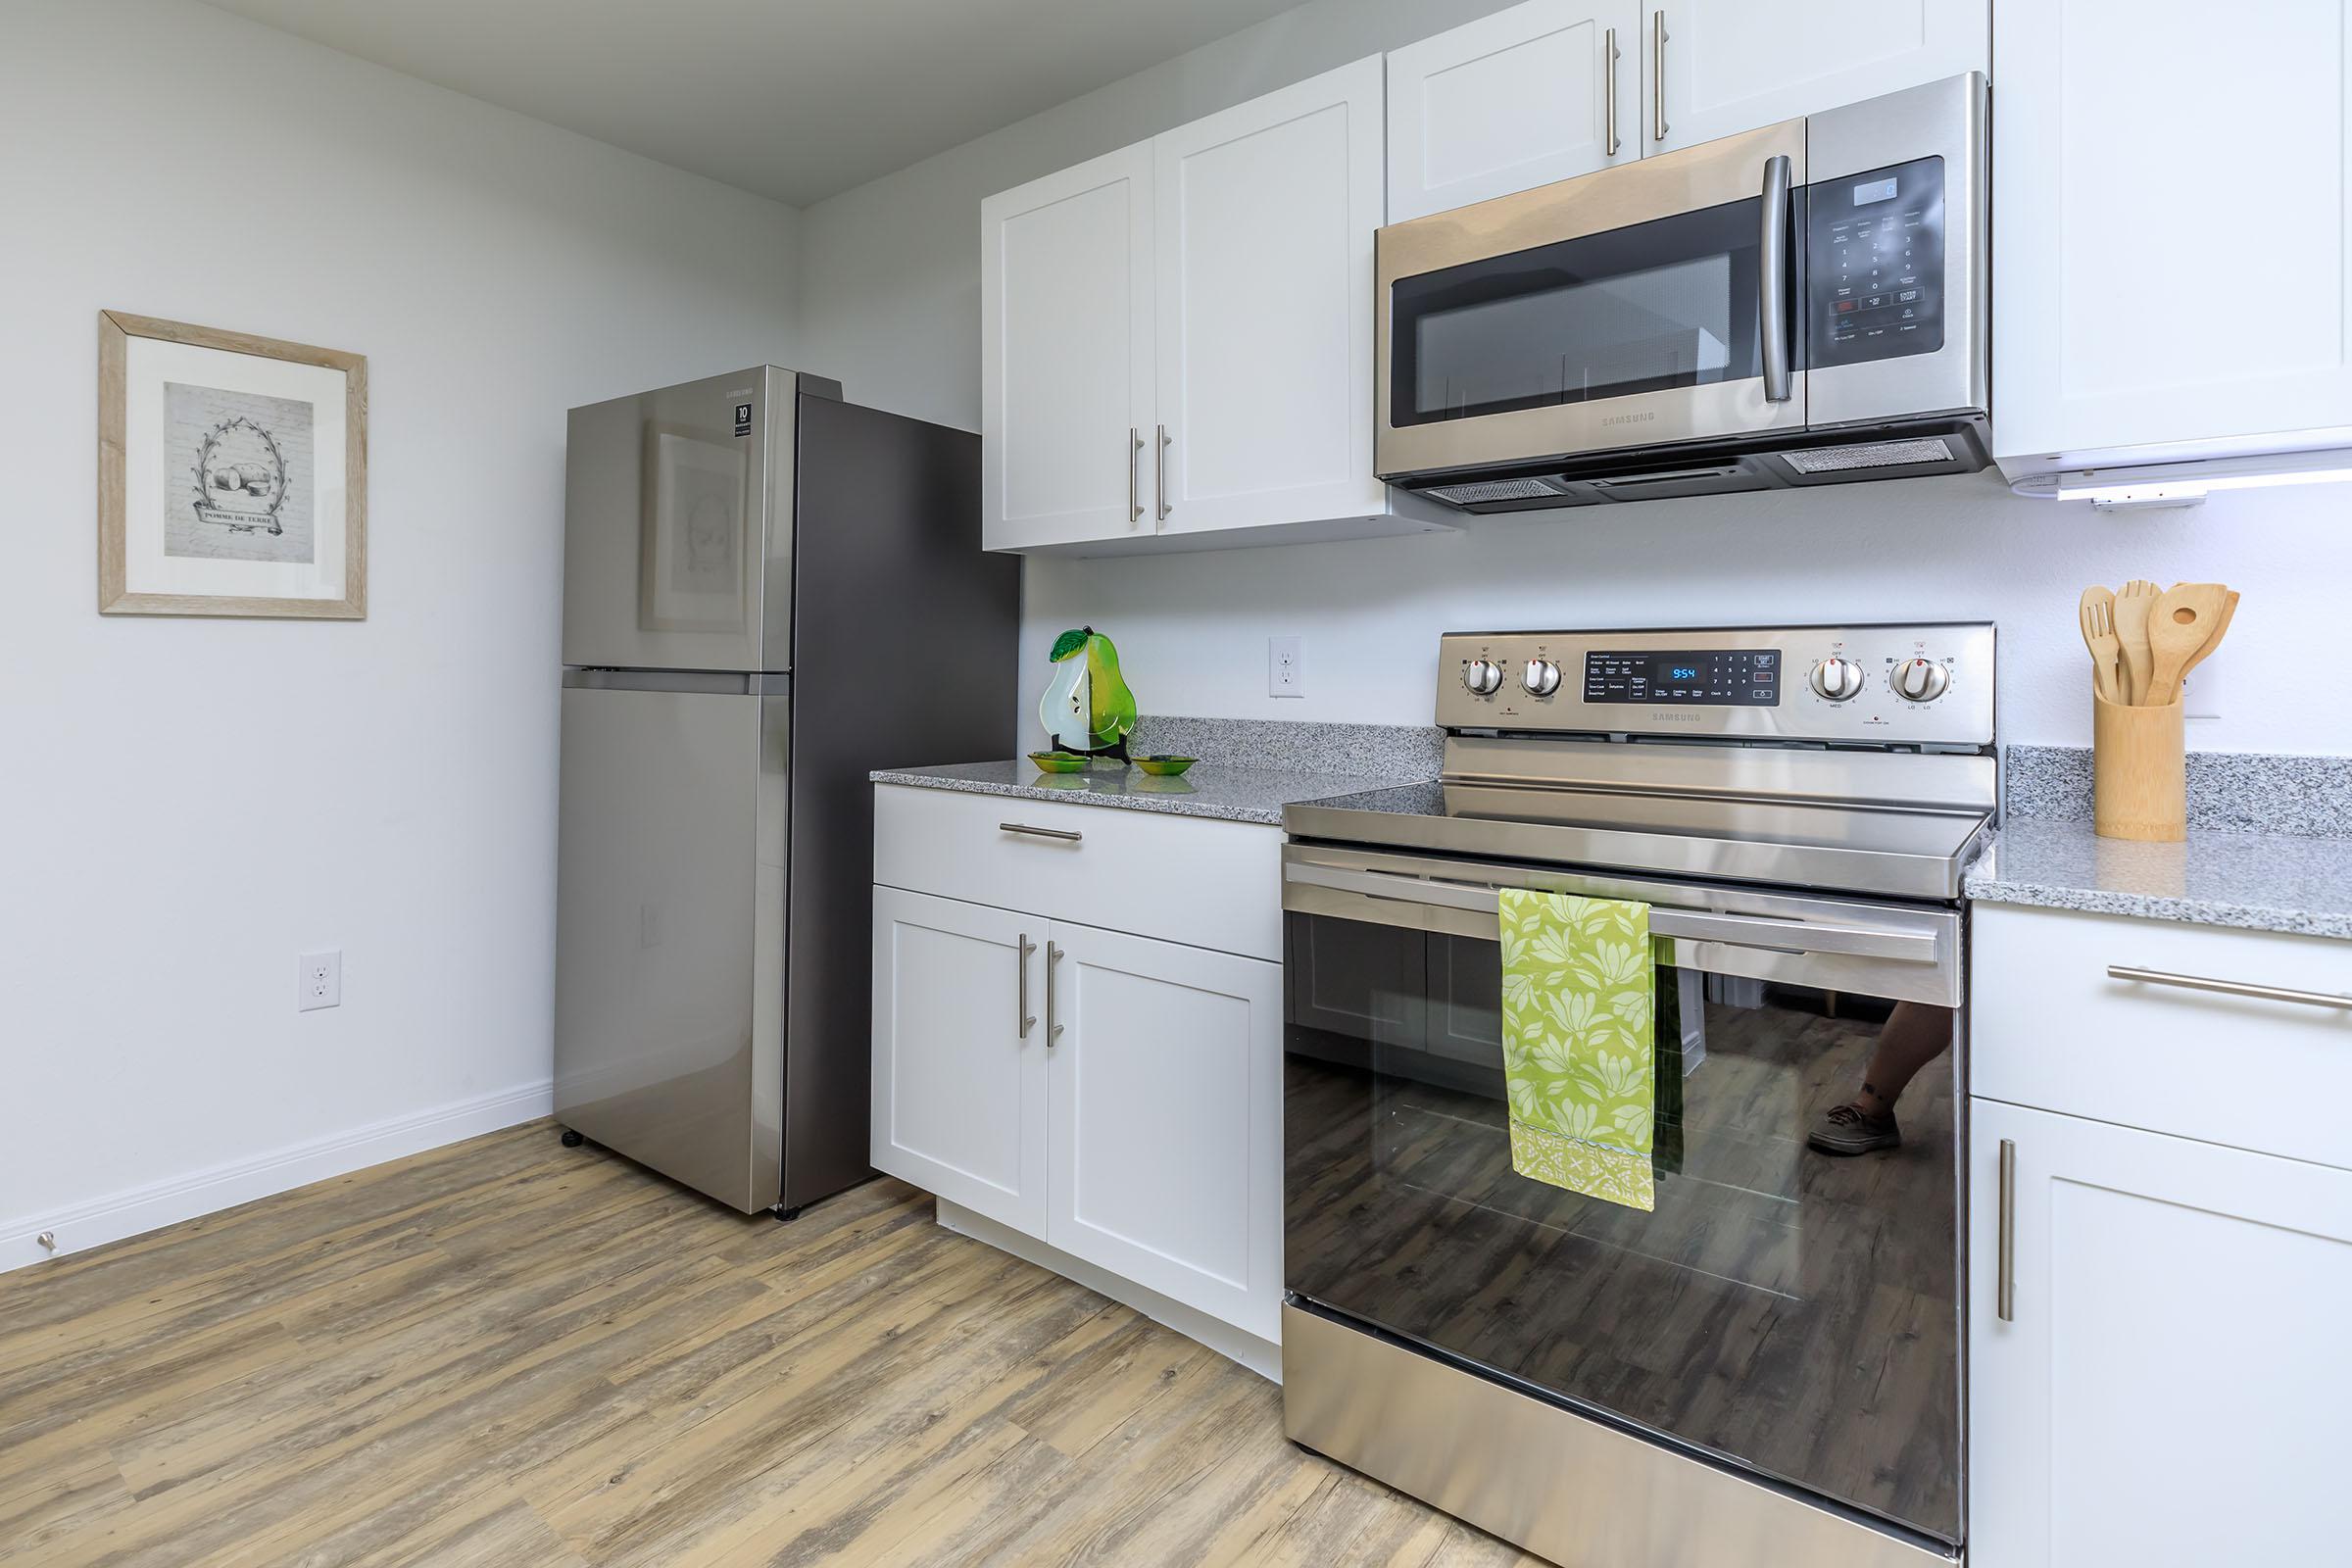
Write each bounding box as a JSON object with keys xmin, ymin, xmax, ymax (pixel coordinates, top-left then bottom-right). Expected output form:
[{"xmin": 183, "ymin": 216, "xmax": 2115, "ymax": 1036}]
[
  {"xmin": 1000, "ymin": 822, "xmax": 1083, "ymax": 844},
  {"xmin": 1996, "ymin": 1139, "xmax": 2017, "ymax": 1323},
  {"xmin": 2107, "ymin": 965, "xmax": 2352, "ymax": 1012}
]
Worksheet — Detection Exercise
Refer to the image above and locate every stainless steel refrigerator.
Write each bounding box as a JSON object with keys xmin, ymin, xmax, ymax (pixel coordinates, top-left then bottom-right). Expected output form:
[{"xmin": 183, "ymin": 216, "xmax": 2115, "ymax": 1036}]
[{"xmin": 554, "ymin": 368, "xmax": 1017, "ymax": 1215}]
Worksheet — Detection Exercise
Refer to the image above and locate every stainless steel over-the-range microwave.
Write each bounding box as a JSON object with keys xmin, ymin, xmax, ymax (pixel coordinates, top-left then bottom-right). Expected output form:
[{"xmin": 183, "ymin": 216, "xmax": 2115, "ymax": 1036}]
[{"xmin": 1377, "ymin": 73, "xmax": 1988, "ymax": 512}]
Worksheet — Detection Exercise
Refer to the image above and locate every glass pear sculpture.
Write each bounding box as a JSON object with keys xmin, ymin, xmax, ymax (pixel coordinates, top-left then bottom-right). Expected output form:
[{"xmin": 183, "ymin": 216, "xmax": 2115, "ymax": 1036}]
[{"xmin": 1038, "ymin": 626, "xmax": 1137, "ymax": 757}]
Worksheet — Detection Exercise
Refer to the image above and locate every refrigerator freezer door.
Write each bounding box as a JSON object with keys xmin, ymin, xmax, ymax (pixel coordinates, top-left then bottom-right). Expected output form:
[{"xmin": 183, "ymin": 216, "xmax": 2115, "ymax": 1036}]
[
  {"xmin": 553, "ymin": 680, "xmax": 787, "ymax": 1211},
  {"xmin": 562, "ymin": 367, "xmax": 797, "ymax": 674}
]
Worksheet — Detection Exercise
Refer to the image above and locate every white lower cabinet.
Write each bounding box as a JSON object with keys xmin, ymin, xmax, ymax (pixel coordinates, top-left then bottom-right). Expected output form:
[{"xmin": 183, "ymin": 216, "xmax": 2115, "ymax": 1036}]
[
  {"xmin": 1046, "ymin": 923, "xmax": 1283, "ymax": 1342},
  {"xmin": 870, "ymin": 887, "xmax": 1049, "ymax": 1236},
  {"xmin": 1968, "ymin": 1098, "xmax": 2352, "ymax": 1567},
  {"xmin": 871, "ymin": 795, "xmax": 1285, "ymax": 1354}
]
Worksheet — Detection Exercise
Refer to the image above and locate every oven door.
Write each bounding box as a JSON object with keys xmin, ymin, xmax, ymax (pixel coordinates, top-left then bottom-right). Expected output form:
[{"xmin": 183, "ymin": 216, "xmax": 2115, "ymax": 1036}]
[
  {"xmin": 1376, "ymin": 117, "xmax": 1808, "ymax": 482},
  {"xmin": 1281, "ymin": 843, "xmax": 1965, "ymax": 1547}
]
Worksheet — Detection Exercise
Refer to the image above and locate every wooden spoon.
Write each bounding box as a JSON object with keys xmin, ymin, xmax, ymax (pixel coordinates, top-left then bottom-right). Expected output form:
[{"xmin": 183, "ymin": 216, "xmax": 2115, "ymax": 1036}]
[
  {"xmin": 2078, "ymin": 586, "xmax": 2122, "ymax": 704},
  {"xmin": 2113, "ymin": 579, "xmax": 2161, "ymax": 704},
  {"xmin": 2180, "ymin": 589, "xmax": 2239, "ymax": 682},
  {"xmin": 2144, "ymin": 583, "xmax": 2231, "ymax": 705}
]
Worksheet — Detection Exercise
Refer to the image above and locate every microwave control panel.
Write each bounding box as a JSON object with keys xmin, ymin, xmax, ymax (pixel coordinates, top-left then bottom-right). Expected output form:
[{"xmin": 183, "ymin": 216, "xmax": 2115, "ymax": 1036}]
[{"xmin": 1807, "ymin": 155, "xmax": 1945, "ymax": 368}]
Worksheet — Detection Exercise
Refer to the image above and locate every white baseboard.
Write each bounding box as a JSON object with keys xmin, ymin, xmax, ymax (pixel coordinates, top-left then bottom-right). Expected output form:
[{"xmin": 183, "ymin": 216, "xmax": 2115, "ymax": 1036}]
[
  {"xmin": 935, "ymin": 1198, "xmax": 1281, "ymax": 1384},
  {"xmin": 0, "ymin": 1079, "xmax": 554, "ymax": 1277}
]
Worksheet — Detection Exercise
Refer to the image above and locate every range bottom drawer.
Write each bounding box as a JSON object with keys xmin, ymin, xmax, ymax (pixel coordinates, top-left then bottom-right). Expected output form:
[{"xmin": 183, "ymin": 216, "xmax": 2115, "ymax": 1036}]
[{"xmin": 873, "ymin": 784, "xmax": 1281, "ymax": 960}]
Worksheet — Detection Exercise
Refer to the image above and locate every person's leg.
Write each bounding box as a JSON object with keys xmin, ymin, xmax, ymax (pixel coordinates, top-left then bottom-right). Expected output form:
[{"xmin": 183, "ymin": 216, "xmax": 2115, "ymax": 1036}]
[
  {"xmin": 1808, "ymin": 1002, "xmax": 1953, "ymax": 1155},
  {"xmin": 1850, "ymin": 1001, "xmax": 1952, "ymax": 1116}
]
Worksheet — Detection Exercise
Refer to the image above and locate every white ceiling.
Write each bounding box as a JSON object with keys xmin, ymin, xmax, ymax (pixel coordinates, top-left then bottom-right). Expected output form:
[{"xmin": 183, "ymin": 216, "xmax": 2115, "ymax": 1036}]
[{"xmin": 202, "ymin": 0, "xmax": 1309, "ymax": 208}]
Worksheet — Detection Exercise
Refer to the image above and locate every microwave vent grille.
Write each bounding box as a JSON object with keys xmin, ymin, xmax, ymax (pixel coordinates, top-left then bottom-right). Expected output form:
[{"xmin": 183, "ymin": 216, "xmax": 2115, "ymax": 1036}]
[
  {"xmin": 1783, "ymin": 437, "xmax": 1955, "ymax": 474},
  {"xmin": 1421, "ymin": 475, "xmax": 1571, "ymax": 505}
]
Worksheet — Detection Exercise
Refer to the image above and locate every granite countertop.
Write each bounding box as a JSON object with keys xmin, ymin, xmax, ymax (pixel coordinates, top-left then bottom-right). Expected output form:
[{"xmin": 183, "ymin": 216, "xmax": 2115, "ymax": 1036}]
[
  {"xmin": 1963, "ymin": 820, "xmax": 2352, "ymax": 941},
  {"xmin": 869, "ymin": 759, "xmax": 1409, "ymax": 826}
]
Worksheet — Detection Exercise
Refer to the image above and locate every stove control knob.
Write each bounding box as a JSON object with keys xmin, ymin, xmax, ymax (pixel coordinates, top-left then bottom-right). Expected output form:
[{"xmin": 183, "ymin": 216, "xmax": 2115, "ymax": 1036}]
[
  {"xmin": 1891, "ymin": 657, "xmax": 1951, "ymax": 703},
  {"xmin": 1462, "ymin": 659, "xmax": 1504, "ymax": 697},
  {"xmin": 1809, "ymin": 657, "xmax": 1866, "ymax": 702},
  {"xmin": 1521, "ymin": 659, "xmax": 1562, "ymax": 697}
]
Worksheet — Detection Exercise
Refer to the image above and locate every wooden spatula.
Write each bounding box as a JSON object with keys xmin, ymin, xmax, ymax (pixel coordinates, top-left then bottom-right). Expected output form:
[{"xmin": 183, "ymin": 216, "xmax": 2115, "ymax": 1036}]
[
  {"xmin": 2113, "ymin": 579, "xmax": 2161, "ymax": 704},
  {"xmin": 2144, "ymin": 583, "xmax": 2231, "ymax": 705},
  {"xmin": 2078, "ymin": 586, "xmax": 2122, "ymax": 704}
]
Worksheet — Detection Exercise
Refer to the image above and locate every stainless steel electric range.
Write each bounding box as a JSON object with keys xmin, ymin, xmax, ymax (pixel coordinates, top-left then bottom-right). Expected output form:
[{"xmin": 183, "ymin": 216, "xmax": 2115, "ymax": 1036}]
[{"xmin": 1279, "ymin": 622, "xmax": 1994, "ymax": 1568}]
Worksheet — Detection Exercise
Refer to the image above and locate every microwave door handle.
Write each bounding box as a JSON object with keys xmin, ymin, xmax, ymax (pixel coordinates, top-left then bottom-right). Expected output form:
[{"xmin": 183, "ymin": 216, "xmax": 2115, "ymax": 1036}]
[{"xmin": 1759, "ymin": 153, "xmax": 1794, "ymax": 404}]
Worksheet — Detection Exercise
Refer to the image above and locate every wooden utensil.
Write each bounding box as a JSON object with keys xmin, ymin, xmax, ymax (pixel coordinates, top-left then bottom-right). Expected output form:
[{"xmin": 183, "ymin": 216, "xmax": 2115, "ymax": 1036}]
[
  {"xmin": 2078, "ymin": 586, "xmax": 2122, "ymax": 704},
  {"xmin": 2113, "ymin": 578, "xmax": 2161, "ymax": 704},
  {"xmin": 2180, "ymin": 589, "xmax": 2239, "ymax": 683},
  {"xmin": 2144, "ymin": 582, "xmax": 2231, "ymax": 705}
]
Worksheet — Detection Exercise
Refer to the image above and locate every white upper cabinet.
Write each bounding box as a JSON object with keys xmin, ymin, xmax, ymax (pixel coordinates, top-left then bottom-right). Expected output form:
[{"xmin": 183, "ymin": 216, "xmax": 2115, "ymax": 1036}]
[
  {"xmin": 1642, "ymin": 0, "xmax": 1988, "ymax": 155},
  {"xmin": 1386, "ymin": 0, "xmax": 1640, "ymax": 223},
  {"xmin": 1993, "ymin": 0, "xmax": 2352, "ymax": 473},
  {"xmin": 1382, "ymin": 1, "xmax": 1984, "ymax": 216},
  {"xmin": 1153, "ymin": 57, "xmax": 1391, "ymax": 539},
  {"xmin": 981, "ymin": 142, "xmax": 1154, "ymax": 553},
  {"xmin": 981, "ymin": 58, "xmax": 1448, "ymax": 555}
]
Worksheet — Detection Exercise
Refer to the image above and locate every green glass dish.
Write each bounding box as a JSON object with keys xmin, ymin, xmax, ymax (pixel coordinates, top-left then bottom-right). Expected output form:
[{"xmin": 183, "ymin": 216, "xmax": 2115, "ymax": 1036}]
[
  {"xmin": 1133, "ymin": 754, "xmax": 1198, "ymax": 776},
  {"xmin": 1027, "ymin": 751, "xmax": 1092, "ymax": 774}
]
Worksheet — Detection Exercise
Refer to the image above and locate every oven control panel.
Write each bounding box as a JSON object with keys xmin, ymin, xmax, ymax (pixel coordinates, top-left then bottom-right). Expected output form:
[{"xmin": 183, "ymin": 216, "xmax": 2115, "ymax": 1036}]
[{"xmin": 1439, "ymin": 623, "xmax": 1993, "ymax": 747}]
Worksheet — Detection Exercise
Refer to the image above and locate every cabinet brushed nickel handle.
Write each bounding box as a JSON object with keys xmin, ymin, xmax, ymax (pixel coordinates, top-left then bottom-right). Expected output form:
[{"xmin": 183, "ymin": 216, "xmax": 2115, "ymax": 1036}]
[
  {"xmin": 1651, "ymin": 10, "xmax": 1668, "ymax": 143},
  {"xmin": 999, "ymin": 821, "xmax": 1082, "ymax": 843},
  {"xmin": 1128, "ymin": 426, "xmax": 1144, "ymax": 523},
  {"xmin": 1758, "ymin": 153, "xmax": 1793, "ymax": 403},
  {"xmin": 2107, "ymin": 964, "xmax": 2352, "ymax": 1011},
  {"xmin": 1046, "ymin": 941, "xmax": 1063, "ymax": 1045},
  {"xmin": 1603, "ymin": 27, "xmax": 1620, "ymax": 158},
  {"xmin": 1155, "ymin": 423, "xmax": 1171, "ymax": 520},
  {"xmin": 1018, "ymin": 934, "xmax": 1036, "ymax": 1038},
  {"xmin": 1996, "ymin": 1139, "xmax": 2017, "ymax": 1322}
]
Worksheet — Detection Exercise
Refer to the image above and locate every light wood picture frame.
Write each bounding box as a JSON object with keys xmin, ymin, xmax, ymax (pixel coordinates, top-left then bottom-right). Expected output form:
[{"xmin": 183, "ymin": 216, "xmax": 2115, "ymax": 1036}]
[{"xmin": 99, "ymin": 311, "xmax": 368, "ymax": 618}]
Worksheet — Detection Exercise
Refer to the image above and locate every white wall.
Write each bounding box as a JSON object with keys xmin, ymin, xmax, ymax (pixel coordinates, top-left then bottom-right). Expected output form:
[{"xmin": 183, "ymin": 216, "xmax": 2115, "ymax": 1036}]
[
  {"xmin": 797, "ymin": 0, "xmax": 2351, "ymax": 759},
  {"xmin": 0, "ymin": 0, "xmax": 800, "ymax": 1268}
]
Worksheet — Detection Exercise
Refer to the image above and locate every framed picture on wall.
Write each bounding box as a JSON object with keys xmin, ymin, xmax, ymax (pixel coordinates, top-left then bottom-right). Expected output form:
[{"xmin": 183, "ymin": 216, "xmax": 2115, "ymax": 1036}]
[
  {"xmin": 98, "ymin": 311, "xmax": 368, "ymax": 618},
  {"xmin": 639, "ymin": 420, "xmax": 749, "ymax": 634}
]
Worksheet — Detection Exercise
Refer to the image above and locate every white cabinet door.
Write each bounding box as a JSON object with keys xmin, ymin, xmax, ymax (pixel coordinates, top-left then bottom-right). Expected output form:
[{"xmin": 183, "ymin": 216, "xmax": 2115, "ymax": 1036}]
[
  {"xmin": 870, "ymin": 888, "xmax": 1049, "ymax": 1235},
  {"xmin": 1993, "ymin": 0, "xmax": 2352, "ymax": 466},
  {"xmin": 1386, "ymin": 0, "xmax": 1639, "ymax": 222},
  {"xmin": 1642, "ymin": 0, "xmax": 1986, "ymax": 155},
  {"xmin": 1152, "ymin": 56, "xmax": 1387, "ymax": 537},
  {"xmin": 981, "ymin": 140, "xmax": 1155, "ymax": 552},
  {"xmin": 1969, "ymin": 1100, "xmax": 2352, "ymax": 1568},
  {"xmin": 1045, "ymin": 921, "xmax": 1284, "ymax": 1341}
]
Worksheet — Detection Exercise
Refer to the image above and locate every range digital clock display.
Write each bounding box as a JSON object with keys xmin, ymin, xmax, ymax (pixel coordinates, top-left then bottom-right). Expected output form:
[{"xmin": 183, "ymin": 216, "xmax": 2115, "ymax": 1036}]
[{"xmin": 1584, "ymin": 649, "xmax": 1781, "ymax": 707}]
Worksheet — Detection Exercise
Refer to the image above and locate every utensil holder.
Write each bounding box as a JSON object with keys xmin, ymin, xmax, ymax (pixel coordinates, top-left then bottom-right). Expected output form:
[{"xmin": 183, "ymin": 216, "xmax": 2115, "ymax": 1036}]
[{"xmin": 2093, "ymin": 694, "xmax": 2185, "ymax": 842}]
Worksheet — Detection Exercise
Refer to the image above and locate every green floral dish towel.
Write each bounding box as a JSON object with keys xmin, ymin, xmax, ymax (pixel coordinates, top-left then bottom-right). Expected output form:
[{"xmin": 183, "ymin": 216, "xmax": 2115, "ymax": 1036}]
[{"xmin": 1498, "ymin": 889, "xmax": 1670, "ymax": 1212}]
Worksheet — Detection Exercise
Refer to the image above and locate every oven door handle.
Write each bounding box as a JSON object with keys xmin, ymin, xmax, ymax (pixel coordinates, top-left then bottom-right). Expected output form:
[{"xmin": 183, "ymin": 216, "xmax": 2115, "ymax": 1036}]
[{"xmin": 1283, "ymin": 862, "xmax": 1940, "ymax": 963}]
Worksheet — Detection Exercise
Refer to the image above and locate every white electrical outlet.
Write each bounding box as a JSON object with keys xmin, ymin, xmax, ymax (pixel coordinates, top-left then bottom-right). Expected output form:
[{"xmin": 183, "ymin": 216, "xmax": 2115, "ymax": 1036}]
[
  {"xmin": 299, "ymin": 950, "xmax": 342, "ymax": 1012},
  {"xmin": 2183, "ymin": 654, "xmax": 2224, "ymax": 721},
  {"xmin": 1269, "ymin": 635, "xmax": 1304, "ymax": 698}
]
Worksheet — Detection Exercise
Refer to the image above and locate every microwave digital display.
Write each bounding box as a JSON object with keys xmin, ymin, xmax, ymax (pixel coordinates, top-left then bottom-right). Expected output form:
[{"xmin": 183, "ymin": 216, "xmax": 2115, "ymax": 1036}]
[{"xmin": 1584, "ymin": 650, "xmax": 1781, "ymax": 707}]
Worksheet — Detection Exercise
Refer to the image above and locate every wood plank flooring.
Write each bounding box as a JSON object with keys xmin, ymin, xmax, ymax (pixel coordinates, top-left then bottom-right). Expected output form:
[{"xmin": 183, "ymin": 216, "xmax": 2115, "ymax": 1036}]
[{"xmin": 0, "ymin": 1122, "xmax": 1541, "ymax": 1567}]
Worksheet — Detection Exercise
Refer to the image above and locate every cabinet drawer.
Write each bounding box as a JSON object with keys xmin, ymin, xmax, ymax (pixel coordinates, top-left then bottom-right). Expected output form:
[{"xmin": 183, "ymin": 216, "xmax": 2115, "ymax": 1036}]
[
  {"xmin": 1972, "ymin": 906, "xmax": 2352, "ymax": 1169},
  {"xmin": 873, "ymin": 784, "xmax": 1281, "ymax": 961}
]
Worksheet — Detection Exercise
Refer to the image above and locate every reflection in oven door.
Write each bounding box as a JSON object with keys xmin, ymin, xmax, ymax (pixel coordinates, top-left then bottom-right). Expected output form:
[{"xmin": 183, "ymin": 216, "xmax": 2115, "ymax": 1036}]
[{"xmin": 1282, "ymin": 909, "xmax": 1961, "ymax": 1545}]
